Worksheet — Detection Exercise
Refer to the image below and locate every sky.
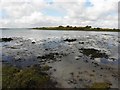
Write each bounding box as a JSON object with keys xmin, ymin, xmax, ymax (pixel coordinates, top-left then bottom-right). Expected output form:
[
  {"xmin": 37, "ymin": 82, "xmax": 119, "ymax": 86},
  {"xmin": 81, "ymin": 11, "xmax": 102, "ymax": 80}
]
[{"xmin": 0, "ymin": 0, "xmax": 119, "ymax": 28}]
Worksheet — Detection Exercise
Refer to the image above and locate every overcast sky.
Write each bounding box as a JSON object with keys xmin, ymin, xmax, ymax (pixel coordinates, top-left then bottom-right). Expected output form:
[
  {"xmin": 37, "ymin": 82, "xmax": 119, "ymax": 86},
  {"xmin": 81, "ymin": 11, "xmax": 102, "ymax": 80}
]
[{"xmin": 0, "ymin": 0, "xmax": 119, "ymax": 28}]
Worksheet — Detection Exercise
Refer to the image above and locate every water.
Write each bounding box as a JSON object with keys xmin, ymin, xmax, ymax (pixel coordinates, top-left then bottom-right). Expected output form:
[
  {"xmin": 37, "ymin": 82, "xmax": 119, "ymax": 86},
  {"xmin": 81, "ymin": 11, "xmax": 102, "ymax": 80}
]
[
  {"xmin": 1, "ymin": 29, "xmax": 118, "ymax": 40},
  {"xmin": 1, "ymin": 29, "xmax": 119, "ymax": 88},
  {"xmin": 1, "ymin": 29, "xmax": 119, "ymax": 67}
]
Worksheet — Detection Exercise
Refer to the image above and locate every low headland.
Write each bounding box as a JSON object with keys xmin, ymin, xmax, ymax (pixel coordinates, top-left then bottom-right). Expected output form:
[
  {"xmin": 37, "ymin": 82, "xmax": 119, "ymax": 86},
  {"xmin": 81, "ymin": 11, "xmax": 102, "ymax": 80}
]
[{"xmin": 33, "ymin": 25, "xmax": 120, "ymax": 32}]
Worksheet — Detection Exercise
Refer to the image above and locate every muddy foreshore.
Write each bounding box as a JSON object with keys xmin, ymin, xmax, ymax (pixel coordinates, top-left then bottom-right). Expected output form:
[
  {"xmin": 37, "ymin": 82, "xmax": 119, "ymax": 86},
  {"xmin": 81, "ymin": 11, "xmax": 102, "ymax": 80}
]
[{"xmin": 1, "ymin": 34, "xmax": 120, "ymax": 88}]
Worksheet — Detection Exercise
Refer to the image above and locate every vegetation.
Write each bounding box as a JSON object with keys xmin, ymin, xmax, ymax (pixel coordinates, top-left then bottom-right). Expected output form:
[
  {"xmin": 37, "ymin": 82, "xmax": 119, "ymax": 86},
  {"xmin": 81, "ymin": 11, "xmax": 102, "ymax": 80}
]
[
  {"xmin": 89, "ymin": 82, "xmax": 111, "ymax": 90},
  {"xmin": 2, "ymin": 64, "xmax": 56, "ymax": 89},
  {"xmin": 33, "ymin": 25, "xmax": 120, "ymax": 32},
  {"xmin": 79, "ymin": 48, "xmax": 108, "ymax": 59},
  {"xmin": 41, "ymin": 65, "xmax": 51, "ymax": 71},
  {"xmin": 0, "ymin": 65, "xmax": 2, "ymax": 89},
  {"xmin": 2, "ymin": 64, "xmax": 114, "ymax": 89}
]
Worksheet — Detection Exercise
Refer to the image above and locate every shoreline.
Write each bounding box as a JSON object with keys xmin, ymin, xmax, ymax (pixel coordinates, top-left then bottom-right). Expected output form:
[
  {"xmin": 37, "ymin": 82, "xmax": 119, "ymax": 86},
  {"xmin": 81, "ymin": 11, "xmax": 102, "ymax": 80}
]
[
  {"xmin": 32, "ymin": 25, "xmax": 120, "ymax": 32},
  {"xmin": 32, "ymin": 28, "xmax": 120, "ymax": 32},
  {"xmin": 0, "ymin": 27, "xmax": 120, "ymax": 32}
]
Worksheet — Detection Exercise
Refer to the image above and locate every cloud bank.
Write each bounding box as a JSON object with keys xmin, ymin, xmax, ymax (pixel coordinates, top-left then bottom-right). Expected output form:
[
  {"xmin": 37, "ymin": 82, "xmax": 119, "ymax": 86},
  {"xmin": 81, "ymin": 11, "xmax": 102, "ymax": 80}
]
[{"xmin": 0, "ymin": 0, "xmax": 119, "ymax": 28}]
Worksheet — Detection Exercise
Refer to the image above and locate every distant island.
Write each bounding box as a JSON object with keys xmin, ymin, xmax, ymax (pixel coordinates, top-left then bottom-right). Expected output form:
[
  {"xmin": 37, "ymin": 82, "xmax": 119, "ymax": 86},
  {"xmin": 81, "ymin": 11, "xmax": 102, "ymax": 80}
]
[{"xmin": 33, "ymin": 25, "xmax": 120, "ymax": 32}]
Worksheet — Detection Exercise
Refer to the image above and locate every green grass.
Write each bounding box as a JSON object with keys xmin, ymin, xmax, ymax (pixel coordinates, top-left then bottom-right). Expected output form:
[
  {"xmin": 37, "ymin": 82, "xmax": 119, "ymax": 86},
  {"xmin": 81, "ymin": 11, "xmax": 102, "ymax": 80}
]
[{"xmin": 2, "ymin": 64, "xmax": 55, "ymax": 88}]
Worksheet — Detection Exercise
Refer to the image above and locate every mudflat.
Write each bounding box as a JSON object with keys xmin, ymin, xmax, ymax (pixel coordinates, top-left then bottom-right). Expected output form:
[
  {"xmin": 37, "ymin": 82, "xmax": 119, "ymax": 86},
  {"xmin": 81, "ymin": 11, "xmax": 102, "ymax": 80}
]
[{"xmin": 1, "ymin": 32, "xmax": 119, "ymax": 88}]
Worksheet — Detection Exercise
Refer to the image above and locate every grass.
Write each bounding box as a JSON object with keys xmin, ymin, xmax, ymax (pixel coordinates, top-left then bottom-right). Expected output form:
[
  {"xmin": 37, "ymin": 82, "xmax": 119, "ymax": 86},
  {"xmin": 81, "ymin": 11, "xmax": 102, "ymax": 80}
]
[{"xmin": 2, "ymin": 64, "xmax": 55, "ymax": 88}]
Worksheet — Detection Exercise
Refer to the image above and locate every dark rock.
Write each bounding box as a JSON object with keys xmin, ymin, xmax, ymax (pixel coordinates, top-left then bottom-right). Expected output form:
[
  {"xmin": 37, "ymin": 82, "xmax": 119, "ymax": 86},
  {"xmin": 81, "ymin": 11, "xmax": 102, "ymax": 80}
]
[
  {"xmin": 70, "ymin": 72, "xmax": 74, "ymax": 76},
  {"xmin": 79, "ymin": 42, "xmax": 84, "ymax": 44},
  {"xmin": 85, "ymin": 60, "xmax": 88, "ymax": 63},
  {"xmin": 0, "ymin": 38, "xmax": 13, "ymax": 42},
  {"xmin": 32, "ymin": 41, "xmax": 35, "ymax": 44},
  {"xmin": 45, "ymin": 49, "xmax": 49, "ymax": 51},
  {"xmin": 37, "ymin": 53, "xmax": 62, "ymax": 61},
  {"xmin": 53, "ymin": 69, "xmax": 56, "ymax": 71},
  {"xmin": 64, "ymin": 38, "xmax": 77, "ymax": 42},
  {"xmin": 100, "ymin": 75, "xmax": 102, "ymax": 76}
]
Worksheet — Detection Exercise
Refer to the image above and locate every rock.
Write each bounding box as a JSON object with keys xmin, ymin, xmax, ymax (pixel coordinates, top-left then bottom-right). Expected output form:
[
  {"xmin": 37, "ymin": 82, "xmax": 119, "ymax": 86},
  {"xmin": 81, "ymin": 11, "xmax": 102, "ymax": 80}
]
[
  {"xmin": 75, "ymin": 56, "xmax": 80, "ymax": 60},
  {"xmin": 100, "ymin": 75, "xmax": 102, "ymax": 76},
  {"xmin": 70, "ymin": 72, "xmax": 74, "ymax": 76},
  {"xmin": 58, "ymin": 59, "xmax": 61, "ymax": 62},
  {"xmin": 67, "ymin": 80, "xmax": 71, "ymax": 84},
  {"xmin": 48, "ymin": 61, "xmax": 51, "ymax": 63},
  {"xmin": 64, "ymin": 38, "xmax": 77, "ymax": 42},
  {"xmin": 53, "ymin": 69, "xmax": 56, "ymax": 71},
  {"xmin": 15, "ymin": 56, "xmax": 21, "ymax": 61},
  {"xmin": 45, "ymin": 49, "xmax": 48, "ymax": 51},
  {"xmin": 69, "ymin": 80, "xmax": 74, "ymax": 83},
  {"xmin": 32, "ymin": 41, "xmax": 35, "ymax": 44},
  {"xmin": 79, "ymin": 42, "xmax": 84, "ymax": 44},
  {"xmin": 85, "ymin": 60, "xmax": 88, "ymax": 63},
  {"xmin": 79, "ymin": 48, "xmax": 109, "ymax": 59},
  {"xmin": 0, "ymin": 38, "xmax": 13, "ymax": 42}
]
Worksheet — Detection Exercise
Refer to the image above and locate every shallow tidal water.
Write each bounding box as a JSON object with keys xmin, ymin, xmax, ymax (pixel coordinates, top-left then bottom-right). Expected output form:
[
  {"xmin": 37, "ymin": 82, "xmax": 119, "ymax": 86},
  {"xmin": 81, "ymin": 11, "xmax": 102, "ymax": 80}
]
[
  {"xmin": 1, "ymin": 29, "xmax": 119, "ymax": 65},
  {"xmin": 1, "ymin": 29, "xmax": 118, "ymax": 40},
  {"xmin": 1, "ymin": 29, "xmax": 119, "ymax": 88}
]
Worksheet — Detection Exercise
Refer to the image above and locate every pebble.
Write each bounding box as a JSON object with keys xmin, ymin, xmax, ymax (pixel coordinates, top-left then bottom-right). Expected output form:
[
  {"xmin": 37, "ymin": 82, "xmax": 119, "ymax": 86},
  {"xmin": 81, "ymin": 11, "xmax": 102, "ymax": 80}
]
[{"xmin": 53, "ymin": 69, "xmax": 56, "ymax": 71}]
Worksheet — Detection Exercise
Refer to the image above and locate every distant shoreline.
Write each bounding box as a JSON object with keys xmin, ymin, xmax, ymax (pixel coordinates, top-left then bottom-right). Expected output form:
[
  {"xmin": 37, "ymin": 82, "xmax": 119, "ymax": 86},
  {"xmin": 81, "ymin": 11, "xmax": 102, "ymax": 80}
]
[
  {"xmin": 32, "ymin": 25, "xmax": 120, "ymax": 32},
  {"xmin": 33, "ymin": 28, "xmax": 120, "ymax": 32},
  {"xmin": 0, "ymin": 26, "xmax": 120, "ymax": 32}
]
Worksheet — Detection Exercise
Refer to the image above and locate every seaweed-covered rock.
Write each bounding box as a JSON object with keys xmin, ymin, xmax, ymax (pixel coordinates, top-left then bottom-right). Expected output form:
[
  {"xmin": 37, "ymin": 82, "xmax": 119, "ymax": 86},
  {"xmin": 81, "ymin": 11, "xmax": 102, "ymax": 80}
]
[
  {"xmin": 64, "ymin": 39, "xmax": 77, "ymax": 42},
  {"xmin": 79, "ymin": 48, "xmax": 108, "ymax": 59},
  {"xmin": 37, "ymin": 52, "xmax": 63, "ymax": 61},
  {"xmin": 0, "ymin": 38, "xmax": 13, "ymax": 42}
]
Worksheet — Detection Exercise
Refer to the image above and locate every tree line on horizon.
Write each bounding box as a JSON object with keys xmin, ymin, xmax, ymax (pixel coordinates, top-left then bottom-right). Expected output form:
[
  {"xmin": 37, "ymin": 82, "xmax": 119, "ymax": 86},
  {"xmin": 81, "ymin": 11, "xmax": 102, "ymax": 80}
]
[{"xmin": 33, "ymin": 25, "xmax": 120, "ymax": 32}]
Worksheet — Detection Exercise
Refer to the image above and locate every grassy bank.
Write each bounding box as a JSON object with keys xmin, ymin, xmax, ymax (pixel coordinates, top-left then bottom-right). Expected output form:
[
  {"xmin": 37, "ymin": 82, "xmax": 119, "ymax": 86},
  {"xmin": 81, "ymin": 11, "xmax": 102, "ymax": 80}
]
[{"xmin": 32, "ymin": 26, "xmax": 120, "ymax": 32}]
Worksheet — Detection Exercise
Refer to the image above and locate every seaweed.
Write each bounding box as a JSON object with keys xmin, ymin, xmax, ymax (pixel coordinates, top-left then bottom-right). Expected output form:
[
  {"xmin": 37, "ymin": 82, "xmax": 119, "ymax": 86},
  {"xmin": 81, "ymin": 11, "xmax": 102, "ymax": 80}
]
[
  {"xmin": 89, "ymin": 82, "xmax": 111, "ymax": 90},
  {"xmin": 2, "ymin": 64, "xmax": 56, "ymax": 88},
  {"xmin": 79, "ymin": 48, "xmax": 108, "ymax": 59},
  {"xmin": 0, "ymin": 38, "xmax": 13, "ymax": 42},
  {"xmin": 64, "ymin": 39, "xmax": 77, "ymax": 42}
]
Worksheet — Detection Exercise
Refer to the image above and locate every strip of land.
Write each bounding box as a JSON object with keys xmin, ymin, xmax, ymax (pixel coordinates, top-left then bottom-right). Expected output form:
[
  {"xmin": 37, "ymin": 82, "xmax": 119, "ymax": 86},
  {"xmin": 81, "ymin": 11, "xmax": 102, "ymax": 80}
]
[{"xmin": 33, "ymin": 25, "xmax": 120, "ymax": 32}]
